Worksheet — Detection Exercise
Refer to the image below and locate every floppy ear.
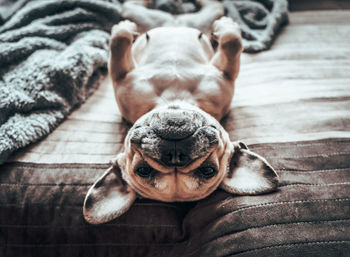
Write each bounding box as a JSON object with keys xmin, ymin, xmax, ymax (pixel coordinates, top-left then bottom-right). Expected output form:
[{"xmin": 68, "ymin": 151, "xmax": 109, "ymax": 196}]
[
  {"xmin": 220, "ymin": 142, "xmax": 279, "ymax": 195},
  {"xmin": 83, "ymin": 164, "xmax": 136, "ymax": 224}
]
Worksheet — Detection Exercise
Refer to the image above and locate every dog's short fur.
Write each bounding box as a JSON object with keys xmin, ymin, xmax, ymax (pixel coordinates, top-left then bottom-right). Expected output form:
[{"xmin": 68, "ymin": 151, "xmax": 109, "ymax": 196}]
[{"xmin": 83, "ymin": 0, "xmax": 279, "ymax": 224}]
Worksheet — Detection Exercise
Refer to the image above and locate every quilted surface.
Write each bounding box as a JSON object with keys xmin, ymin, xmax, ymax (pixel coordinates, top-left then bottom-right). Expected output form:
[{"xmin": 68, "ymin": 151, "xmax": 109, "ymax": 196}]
[{"xmin": 1, "ymin": 140, "xmax": 350, "ymax": 256}]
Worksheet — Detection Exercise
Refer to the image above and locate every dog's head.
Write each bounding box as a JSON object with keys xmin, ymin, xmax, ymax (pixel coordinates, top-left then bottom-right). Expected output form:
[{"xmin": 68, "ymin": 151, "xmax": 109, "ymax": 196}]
[{"xmin": 83, "ymin": 103, "xmax": 279, "ymax": 224}]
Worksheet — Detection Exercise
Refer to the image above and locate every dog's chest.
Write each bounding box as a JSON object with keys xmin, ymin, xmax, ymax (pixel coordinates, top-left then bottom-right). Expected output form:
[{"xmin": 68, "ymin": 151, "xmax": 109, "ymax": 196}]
[
  {"xmin": 116, "ymin": 28, "xmax": 234, "ymax": 122},
  {"xmin": 117, "ymin": 64, "xmax": 233, "ymax": 122}
]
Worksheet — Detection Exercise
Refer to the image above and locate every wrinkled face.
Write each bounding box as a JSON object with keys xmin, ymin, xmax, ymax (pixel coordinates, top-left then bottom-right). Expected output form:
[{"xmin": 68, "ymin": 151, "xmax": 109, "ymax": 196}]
[
  {"xmin": 83, "ymin": 102, "xmax": 278, "ymax": 224},
  {"xmin": 116, "ymin": 102, "xmax": 232, "ymax": 202}
]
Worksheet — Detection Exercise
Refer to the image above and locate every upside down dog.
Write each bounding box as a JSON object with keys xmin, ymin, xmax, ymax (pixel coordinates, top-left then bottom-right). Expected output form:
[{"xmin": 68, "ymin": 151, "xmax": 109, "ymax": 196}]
[{"xmin": 83, "ymin": 0, "xmax": 279, "ymax": 224}]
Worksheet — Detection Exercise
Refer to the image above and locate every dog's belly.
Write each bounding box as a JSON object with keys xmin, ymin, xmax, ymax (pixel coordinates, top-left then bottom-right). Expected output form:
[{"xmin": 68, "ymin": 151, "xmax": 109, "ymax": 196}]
[
  {"xmin": 114, "ymin": 26, "xmax": 234, "ymax": 122},
  {"xmin": 132, "ymin": 27, "xmax": 214, "ymax": 66},
  {"xmin": 115, "ymin": 64, "xmax": 233, "ymax": 122}
]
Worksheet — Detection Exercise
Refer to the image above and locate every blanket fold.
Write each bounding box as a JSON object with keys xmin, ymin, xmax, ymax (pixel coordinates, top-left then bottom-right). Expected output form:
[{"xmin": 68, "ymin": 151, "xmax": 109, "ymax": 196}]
[
  {"xmin": 0, "ymin": 0, "xmax": 288, "ymax": 164},
  {"xmin": 0, "ymin": 0, "xmax": 122, "ymax": 164}
]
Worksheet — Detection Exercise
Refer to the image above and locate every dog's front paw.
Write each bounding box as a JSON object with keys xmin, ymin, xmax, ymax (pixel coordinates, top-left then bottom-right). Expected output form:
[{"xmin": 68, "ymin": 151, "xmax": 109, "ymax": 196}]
[
  {"xmin": 111, "ymin": 20, "xmax": 139, "ymax": 42},
  {"xmin": 212, "ymin": 16, "xmax": 242, "ymax": 52},
  {"xmin": 213, "ymin": 16, "xmax": 239, "ymax": 31},
  {"xmin": 212, "ymin": 17, "xmax": 241, "ymax": 42}
]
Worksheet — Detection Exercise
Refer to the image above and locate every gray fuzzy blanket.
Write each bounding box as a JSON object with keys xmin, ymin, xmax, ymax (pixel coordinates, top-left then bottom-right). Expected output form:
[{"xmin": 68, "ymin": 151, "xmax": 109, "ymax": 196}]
[{"xmin": 0, "ymin": 0, "xmax": 288, "ymax": 164}]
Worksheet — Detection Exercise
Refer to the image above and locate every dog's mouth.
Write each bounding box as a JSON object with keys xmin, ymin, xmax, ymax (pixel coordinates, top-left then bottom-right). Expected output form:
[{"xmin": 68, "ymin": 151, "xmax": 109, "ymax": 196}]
[{"xmin": 129, "ymin": 108, "xmax": 220, "ymax": 167}]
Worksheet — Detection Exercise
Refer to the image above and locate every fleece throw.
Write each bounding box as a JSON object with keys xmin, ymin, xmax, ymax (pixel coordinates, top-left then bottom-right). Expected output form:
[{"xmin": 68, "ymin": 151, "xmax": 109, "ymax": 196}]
[{"xmin": 0, "ymin": 0, "xmax": 288, "ymax": 164}]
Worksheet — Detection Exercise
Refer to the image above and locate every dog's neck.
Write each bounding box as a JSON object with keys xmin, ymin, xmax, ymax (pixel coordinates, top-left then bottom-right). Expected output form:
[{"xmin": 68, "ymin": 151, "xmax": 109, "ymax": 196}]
[
  {"xmin": 154, "ymin": 86, "xmax": 200, "ymax": 108},
  {"xmin": 155, "ymin": 98, "xmax": 200, "ymax": 112},
  {"xmin": 125, "ymin": 60, "xmax": 233, "ymax": 122},
  {"xmin": 111, "ymin": 24, "xmax": 240, "ymax": 123}
]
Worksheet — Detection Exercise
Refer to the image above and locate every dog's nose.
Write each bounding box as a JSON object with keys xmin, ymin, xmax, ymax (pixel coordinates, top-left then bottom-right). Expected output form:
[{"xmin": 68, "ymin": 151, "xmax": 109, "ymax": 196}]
[{"xmin": 160, "ymin": 141, "xmax": 191, "ymax": 167}]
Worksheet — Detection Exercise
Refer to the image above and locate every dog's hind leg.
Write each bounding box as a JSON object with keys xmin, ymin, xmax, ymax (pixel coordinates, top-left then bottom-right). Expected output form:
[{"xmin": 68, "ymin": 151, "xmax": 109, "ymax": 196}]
[
  {"xmin": 177, "ymin": 0, "xmax": 224, "ymax": 33},
  {"xmin": 109, "ymin": 20, "xmax": 138, "ymax": 81},
  {"xmin": 122, "ymin": 0, "xmax": 174, "ymax": 33},
  {"xmin": 210, "ymin": 17, "xmax": 242, "ymax": 81}
]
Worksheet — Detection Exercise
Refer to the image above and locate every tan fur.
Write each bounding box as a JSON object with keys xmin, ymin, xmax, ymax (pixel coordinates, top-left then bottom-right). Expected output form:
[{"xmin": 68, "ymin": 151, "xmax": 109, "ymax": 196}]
[
  {"xmin": 115, "ymin": 105, "xmax": 233, "ymax": 202},
  {"xmin": 83, "ymin": 0, "xmax": 279, "ymax": 224}
]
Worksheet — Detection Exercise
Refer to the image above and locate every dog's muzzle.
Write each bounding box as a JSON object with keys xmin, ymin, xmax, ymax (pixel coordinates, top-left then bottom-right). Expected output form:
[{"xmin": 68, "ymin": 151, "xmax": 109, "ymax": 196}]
[{"xmin": 129, "ymin": 109, "xmax": 219, "ymax": 167}]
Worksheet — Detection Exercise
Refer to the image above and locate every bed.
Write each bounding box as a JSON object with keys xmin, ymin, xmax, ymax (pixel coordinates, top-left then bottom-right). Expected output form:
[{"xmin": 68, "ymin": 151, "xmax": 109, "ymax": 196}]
[{"xmin": 0, "ymin": 4, "xmax": 349, "ymax": 257}]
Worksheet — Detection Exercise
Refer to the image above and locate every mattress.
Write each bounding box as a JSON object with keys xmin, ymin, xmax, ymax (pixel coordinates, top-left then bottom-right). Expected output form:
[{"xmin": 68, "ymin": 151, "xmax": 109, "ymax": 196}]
[{"xmin": 1, "ymin": 10, "xmax": 350, "ymax": 257}]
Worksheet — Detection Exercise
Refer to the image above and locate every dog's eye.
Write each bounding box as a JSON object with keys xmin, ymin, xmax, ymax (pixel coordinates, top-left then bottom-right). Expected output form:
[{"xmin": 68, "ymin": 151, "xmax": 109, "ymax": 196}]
[
  {"xmin": 135, "ymin": 166, "xmax": 155, "ymax": 178},
  {"xmin": 195, "ymin": 167, "xmax": 217, "ymax": 179}
]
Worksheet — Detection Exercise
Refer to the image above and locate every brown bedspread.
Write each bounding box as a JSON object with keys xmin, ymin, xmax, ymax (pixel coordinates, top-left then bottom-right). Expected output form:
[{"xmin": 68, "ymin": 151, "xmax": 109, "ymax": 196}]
[{"xmin": 1, "ymin": 10, "xmax": 350, "ymax": 257}]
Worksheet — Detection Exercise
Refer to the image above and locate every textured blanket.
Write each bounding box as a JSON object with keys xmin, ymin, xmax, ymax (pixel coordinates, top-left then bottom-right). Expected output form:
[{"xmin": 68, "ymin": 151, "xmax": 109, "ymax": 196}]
[{"xmin": 0, "ymin": 0, "xmax": 288, "ymax": 164}]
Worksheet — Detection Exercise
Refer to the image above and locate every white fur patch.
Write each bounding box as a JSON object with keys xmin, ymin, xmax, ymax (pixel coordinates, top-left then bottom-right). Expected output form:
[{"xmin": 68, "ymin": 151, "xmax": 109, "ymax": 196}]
[{"xmin": 223, "ymin": 166, "xmax": 269, "ymax": 194}]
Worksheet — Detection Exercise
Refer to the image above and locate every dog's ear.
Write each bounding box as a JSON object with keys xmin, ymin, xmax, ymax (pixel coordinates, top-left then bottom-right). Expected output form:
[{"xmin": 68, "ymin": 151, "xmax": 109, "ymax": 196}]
[
  {"xmin": 83, "ymin": 164, "xmax": 136, "ymax": 224},
  {"xmin": 220, "ymin": 142, "xmax": 279, "ymax": 195}
]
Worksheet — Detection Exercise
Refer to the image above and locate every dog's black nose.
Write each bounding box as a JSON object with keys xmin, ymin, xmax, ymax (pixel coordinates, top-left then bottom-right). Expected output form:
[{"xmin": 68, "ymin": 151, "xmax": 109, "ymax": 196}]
[{"xmin": 160, "ymin": 141, "xmax": 191, "ymax": 167}]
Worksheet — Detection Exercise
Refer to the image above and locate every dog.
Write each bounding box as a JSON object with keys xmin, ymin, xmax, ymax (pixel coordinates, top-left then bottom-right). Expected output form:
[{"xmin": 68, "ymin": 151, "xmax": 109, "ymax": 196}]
[{"xmin": 83, "ymin": 0, "xmax": 279, "ymax": 224}]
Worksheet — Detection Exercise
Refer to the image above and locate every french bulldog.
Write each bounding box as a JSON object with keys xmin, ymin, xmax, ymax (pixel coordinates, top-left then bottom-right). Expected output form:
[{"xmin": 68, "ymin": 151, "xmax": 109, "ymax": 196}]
[{"xmin": 83, "ymin": 0, "xmax": 279, "ymax": 224}]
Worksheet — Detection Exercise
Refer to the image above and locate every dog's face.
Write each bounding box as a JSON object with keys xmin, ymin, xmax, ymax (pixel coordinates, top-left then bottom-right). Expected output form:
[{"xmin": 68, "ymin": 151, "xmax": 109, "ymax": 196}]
[
  {"xmin": 83, "ymin": 102, "xmax": 279, "ymax": 224},
  {"xmin": 118, "ymin": 102, "xmax": 229, "ymax": 202}
]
